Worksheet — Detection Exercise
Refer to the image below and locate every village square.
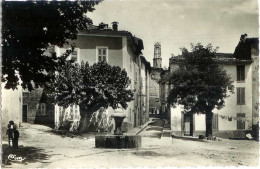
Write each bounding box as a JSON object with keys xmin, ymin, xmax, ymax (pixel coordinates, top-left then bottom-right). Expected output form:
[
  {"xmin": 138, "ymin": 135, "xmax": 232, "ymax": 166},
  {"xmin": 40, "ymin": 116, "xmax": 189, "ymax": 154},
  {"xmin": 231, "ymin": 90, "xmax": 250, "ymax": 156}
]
[{"xmin": 1, "ymin": 0, "xmax": 259, "ymax": 168}]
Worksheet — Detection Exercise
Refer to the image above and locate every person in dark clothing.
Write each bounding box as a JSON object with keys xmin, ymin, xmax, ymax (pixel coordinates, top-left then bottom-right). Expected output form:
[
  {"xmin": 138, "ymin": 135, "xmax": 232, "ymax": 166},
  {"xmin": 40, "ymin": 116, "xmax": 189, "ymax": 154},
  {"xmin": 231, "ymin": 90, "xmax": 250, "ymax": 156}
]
[
  {"xmin": 9, "ymin": 120, "xmax": 17, "ymax": 129},
  {"xmin": 13, "ymin": 128, "xmax": 19, "ymax": 149},
  {"xmin": 6, "ymin": 124, "xmax": 13, "ymax": 148}
]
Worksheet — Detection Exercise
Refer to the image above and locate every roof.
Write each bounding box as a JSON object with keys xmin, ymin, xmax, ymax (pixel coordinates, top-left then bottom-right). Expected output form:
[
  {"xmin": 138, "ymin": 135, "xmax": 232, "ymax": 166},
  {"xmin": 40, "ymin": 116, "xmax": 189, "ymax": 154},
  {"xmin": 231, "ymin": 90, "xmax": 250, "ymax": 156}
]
[
  {"xmin": 169, "ymin": 35, "xmax": 258, "ymax": 65},
  {"xmin": 233, "ymin": 36, "xmax": 259, "ymax": 60},
  {"xmin": 151, "ymin": 67, "xmax": 163, "ymax": 71},
  {"xmin": 140, "ymin": 56, "xmax": 151, "ymax": 70},
  {"xmin": 170, "ymin": 52, "xmax": 252, "ymax": 65}
]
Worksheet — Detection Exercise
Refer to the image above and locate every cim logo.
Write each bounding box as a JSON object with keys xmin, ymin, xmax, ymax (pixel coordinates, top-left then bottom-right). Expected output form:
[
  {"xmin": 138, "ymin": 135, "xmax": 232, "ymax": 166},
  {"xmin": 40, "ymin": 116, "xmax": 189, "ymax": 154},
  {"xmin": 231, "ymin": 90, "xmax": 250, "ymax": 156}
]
[{"xmin": 8, "ymin": 154, "xmax": 26, "ymax": 162}]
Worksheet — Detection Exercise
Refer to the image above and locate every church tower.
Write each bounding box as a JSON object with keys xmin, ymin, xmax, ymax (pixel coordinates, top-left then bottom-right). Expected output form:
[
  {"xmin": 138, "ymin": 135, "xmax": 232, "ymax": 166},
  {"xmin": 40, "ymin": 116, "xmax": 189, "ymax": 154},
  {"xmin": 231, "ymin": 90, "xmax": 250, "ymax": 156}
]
[{"xmin": 153, "ymin": 42, "xmax": 162, "ymax": 68}]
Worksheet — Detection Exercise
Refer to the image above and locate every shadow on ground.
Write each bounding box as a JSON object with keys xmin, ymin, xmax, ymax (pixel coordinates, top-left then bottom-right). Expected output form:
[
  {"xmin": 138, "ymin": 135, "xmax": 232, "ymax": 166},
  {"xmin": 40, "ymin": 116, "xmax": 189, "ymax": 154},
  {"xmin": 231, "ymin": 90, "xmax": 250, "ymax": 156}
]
[
  {"xmin": 45, "ymin": 129, "xmax": 111, "ymax": 140},
  {"xmin": 1, "ymin": 144, "xmax": 49, "ymax": 166}
]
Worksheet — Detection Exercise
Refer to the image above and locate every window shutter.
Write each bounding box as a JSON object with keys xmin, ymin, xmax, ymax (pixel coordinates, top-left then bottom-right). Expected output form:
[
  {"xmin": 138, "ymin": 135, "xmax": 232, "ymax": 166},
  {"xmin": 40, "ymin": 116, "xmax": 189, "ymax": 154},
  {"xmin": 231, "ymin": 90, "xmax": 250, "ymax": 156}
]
[
  {"xmin": 241, "ymin": 66, "xmax": 245, "ymax": 81},
  {"xmin": 241, "ymin": 88, "xmax": 245, "ymax": 104},
  {"xmin": 237, "ymin": 67, "xmax": 240, "ymax": 81},
  {"xmin": 237, "ymin": 65, "xmax": 245, "ymax": 81},
  {"xmin": 237, "ymin": 88, "xmax": 240, "ymax": 104}
]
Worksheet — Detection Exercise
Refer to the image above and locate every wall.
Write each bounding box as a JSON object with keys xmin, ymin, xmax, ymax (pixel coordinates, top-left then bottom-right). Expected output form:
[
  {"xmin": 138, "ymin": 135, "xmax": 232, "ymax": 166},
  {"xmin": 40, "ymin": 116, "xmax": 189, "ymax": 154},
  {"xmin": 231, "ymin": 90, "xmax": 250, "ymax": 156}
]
[
  {"xmin": 251, "ymin": 47, "xmax": 259, "ymax": 124},
  {"xmin": 1, "ymin": 85, "xmax": 23, "ymax": 129},
  {"xmin": 145, "ymin": 68, "xmax": 150, "ymax": 122},
  {"xmin": 140, "ymin": 61, "xmax": 149, "ymax": 124},
  {"xmin": 193, "ymin": 114, "xmax": 206, "ymax": 136},
  {"xmin": 215, "ymin": 64, "xmax": 252, "ymax": 131},
  {"xmin": 122, "ymin": 36, "xmax": 136, "ymax": 130},
  {"xmin": 58, "ymin": 35, "xmax": 123, "ymax": 67},
  {"xmin": 170, "ymin": 106, "xmax": 182, "ymax": 136}
]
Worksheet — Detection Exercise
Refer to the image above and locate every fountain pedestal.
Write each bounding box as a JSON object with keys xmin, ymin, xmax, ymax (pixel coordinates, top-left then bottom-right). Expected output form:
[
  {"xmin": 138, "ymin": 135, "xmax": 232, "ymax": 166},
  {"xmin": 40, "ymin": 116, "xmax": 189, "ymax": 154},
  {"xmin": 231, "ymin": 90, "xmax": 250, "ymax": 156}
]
[{"xmin": 111, "ymin": 112, "xmax": 126, "ymax": 135}]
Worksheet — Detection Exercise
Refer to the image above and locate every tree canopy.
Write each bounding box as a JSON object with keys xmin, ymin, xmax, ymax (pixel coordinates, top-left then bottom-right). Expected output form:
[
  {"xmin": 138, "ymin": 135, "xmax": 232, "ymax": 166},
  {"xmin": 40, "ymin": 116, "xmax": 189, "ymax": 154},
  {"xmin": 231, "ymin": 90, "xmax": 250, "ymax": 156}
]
[
  {"xmin": 2, "ymin": 0, "xmax": 101, "ymax": 90},
  {"xmin": 166, "ymin": 43, "xmax": 234, "ymax": 136},
  {"xmin": 48, "ymin": 61, "xmax": 134, "ymax": 114}
]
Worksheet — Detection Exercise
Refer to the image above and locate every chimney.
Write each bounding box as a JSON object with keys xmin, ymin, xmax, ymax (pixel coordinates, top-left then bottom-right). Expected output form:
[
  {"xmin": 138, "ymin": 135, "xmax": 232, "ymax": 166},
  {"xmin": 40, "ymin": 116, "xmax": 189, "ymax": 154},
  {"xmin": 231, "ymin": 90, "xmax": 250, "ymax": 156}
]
[
  {"xmin": 112, "ymin": 21, "xmax": 118, "ymax": 31},
  {"xmin": 240, "ymin": 33, "xmax": 248, "ymax": 42},
  {"xmin": 98, "ymin": 22, "xmax": 108, "ymax": 29}
]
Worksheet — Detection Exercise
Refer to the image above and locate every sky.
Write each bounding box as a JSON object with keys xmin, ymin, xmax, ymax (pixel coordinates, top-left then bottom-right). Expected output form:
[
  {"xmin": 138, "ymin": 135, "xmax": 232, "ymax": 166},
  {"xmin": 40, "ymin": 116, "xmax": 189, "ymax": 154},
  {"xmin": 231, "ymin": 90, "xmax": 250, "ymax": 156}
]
[{"xmin": 88, "ymin": 0, "xmax": 259, "ymax": 68}]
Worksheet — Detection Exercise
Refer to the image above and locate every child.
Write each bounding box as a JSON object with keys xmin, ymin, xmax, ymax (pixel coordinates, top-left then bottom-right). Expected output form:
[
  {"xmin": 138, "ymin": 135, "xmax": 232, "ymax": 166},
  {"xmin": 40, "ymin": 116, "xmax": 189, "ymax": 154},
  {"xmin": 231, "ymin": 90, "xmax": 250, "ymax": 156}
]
[
  {"xmin": 6, "ymin": 124, "xmax": 13, "ymax": 148},
  {"xmin": 13, "ymin": 128, "xmax": 19, "ymax": 149}
]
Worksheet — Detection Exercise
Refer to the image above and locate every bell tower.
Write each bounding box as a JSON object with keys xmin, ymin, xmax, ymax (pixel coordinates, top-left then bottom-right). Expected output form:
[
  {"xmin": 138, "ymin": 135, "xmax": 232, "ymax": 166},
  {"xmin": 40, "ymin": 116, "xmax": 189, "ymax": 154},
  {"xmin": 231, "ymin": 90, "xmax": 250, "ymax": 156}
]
[{"xmin": 153, "ymin": 42, "xmax": 162, "ymax": 68}]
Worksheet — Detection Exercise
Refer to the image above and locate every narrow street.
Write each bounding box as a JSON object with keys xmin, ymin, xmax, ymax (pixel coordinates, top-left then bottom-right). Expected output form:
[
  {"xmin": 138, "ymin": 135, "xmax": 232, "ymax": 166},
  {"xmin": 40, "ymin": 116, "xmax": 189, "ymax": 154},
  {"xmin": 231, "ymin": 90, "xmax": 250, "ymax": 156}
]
[{"xmin": 2, "ymin": 123, "xmax": 259, "ymax": 168}]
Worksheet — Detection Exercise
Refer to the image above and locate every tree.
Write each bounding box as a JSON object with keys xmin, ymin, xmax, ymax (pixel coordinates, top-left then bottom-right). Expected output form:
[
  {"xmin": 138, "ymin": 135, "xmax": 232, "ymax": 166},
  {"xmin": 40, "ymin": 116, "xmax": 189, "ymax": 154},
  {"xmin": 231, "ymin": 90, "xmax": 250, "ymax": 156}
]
[
  {"xmin": 2, "ymin": 0, "xmax": 101, "ymax": 90},
  {"xmin": 166, "ymin": 43, "xmax": 234, "ymax": 136},
  {"xmin": 48, "ymin": 61, "xmax": 134, "ymax": 132}
]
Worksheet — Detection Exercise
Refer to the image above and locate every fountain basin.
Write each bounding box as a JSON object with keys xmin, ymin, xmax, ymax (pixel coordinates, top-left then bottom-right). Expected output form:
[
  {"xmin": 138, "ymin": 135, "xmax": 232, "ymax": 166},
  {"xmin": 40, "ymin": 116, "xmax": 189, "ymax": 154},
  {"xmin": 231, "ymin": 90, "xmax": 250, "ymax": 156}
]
[{"xmin": 95, "ymin": 135, "xmax": 141, "ymax": 149}]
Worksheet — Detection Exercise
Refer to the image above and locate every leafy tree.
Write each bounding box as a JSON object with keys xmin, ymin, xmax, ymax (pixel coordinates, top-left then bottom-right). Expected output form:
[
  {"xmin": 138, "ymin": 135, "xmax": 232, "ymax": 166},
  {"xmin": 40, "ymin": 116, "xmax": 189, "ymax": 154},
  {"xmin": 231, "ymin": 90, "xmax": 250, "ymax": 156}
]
[
  {"xmin": 48, "ymin": 61, "xmax": 134, "ymax": 132},
  {"xmin": 2, "ymin": 0, "xmax": 101, "ymax": 90},
  {"xmin": 167, "ymin": 44, "xmax": 234, "ymax": 136}
]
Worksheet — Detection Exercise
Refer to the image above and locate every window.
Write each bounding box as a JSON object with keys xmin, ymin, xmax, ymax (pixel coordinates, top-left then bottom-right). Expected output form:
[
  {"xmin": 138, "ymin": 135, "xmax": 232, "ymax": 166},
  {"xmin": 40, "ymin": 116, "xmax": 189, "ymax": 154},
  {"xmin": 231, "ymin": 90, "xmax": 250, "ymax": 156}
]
[
  {"xmin": 97, "ymin": 47, "xmax": 107, "ymax": 62},
  {"xmin": 212, "ymin": 114, "xmax": 218, "ymax": 130},
  {"xmin": 237, "ymin": 87, "xmax": 245, "ymax": 105},
  {"xmin": 237, "ymin": 65, "xmax": 245, "ymax": 81},
  {"xmin": 237, "ymin": 113, "xmax": 245, "ymax": 130},
  {"xmin": 37, "ymin": 103, "xmax": 46, "ymax": 116}
]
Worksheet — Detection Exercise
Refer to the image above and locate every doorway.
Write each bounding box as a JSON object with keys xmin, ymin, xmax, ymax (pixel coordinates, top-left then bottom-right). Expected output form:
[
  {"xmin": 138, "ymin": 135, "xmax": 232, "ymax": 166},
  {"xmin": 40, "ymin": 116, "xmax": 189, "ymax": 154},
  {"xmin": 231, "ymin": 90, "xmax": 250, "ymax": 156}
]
[
  {"xmin": 22, "ymin": 105, "xmax": 27, "ymax": 122},
  {"xmin": 184, "ymin": 114, "xmax": 193, "ymax": 136}
]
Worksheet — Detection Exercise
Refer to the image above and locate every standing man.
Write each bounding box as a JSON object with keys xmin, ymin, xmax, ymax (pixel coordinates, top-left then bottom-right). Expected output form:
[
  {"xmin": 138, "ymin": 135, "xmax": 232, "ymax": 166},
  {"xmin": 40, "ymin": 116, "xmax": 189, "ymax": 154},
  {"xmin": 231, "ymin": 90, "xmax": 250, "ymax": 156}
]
[
  {"xmin": 13, "ymin": 127, "xmax": 20, "ymax": 149},
  {"xmin": 6, "ymin": 124, "xmax": 13, "ymax": 148}
]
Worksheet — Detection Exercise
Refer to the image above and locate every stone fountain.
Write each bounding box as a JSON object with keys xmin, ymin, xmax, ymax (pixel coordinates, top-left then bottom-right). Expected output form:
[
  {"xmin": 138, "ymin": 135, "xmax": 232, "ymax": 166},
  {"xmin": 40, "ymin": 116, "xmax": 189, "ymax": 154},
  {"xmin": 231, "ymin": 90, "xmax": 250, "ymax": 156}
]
[{"xmin": 95, "ymin": 108, "xmax": 141, "ymax": 149}]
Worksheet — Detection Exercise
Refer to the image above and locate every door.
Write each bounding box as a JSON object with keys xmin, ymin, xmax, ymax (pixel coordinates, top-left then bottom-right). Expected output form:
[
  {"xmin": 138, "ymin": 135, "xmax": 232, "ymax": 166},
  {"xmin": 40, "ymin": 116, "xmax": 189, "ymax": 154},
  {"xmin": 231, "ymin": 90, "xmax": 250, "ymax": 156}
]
[
  {"xmin": 22, "ymin": 105, "xmax": 27, "ymax": 122},
  {"xmin": 184, "ymin": 115, "xmax": 190, "ymax": 135},
  {"xmin": 184, "ymin": 114, "xmax": 194, "ymax": 136}
]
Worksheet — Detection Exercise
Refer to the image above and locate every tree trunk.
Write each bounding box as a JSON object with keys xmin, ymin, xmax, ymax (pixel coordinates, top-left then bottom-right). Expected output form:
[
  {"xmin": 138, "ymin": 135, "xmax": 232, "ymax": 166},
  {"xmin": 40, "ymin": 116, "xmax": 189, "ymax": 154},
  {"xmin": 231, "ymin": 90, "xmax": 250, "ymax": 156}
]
[
  {"xmin": 78, "ymin": 112, "xmax": 89, "ymax": 133},
  {"xmin": 205, "ymin": 112, "xmax": 213, "ymax": 137}
]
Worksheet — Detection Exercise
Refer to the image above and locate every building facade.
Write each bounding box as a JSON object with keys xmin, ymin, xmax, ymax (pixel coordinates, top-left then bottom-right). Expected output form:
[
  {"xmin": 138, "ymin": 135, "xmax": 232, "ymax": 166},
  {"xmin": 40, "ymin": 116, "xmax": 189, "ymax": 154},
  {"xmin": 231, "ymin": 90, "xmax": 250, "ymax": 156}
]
[
  {"xmin": 54, "ymin": 22, "xmax": 151, "ymax": 132},
  {"xmin": 169, "ymin": 35, "xmax": 259, "ymax": 138}
]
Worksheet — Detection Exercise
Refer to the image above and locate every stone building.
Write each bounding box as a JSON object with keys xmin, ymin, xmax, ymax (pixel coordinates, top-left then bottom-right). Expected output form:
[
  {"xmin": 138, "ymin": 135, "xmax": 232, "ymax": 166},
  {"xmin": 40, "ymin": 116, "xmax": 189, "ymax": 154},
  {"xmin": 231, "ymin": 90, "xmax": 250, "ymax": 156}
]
[{"xmin": 169, "ymin": 35, "xmax": 259, "ymax": 138}]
